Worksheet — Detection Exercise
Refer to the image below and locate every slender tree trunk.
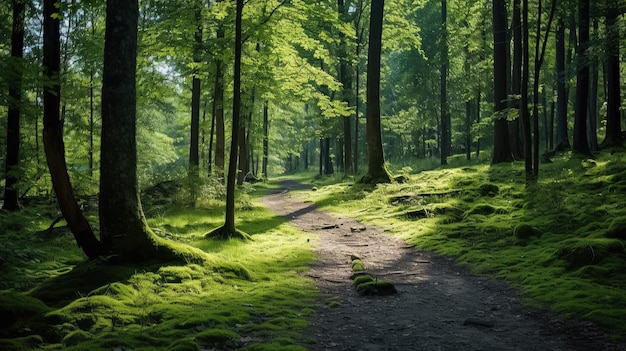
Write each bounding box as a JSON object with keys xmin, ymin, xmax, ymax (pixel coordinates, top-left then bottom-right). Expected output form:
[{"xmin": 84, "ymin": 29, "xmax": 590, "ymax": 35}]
[
  {"xmin": 555, "ymin": 18, "xmax": 570, "ymax": 150},
  {"xmin": 520, "ymin": 0, "xmax": 532, "ymax": 181},
  {"xmin": 338, "ymin": 0, "xmax": 353, "ymax": 174},
  {"xmin": 213, "ymin": 33, "xmax": 226, "ymax": 176},
  {"xmin": 361, "ymin": 0, "xmax": 391, "ymax": 184},
  {"xmin": 440, "ymin": 0, "xmax": 449, "ymax": 165},
  {"xmin": 602, "ymin": 0, "xmax": 622, "ymax": 146},
  {"xmin": 208, "ymin": 99, "xmax": 215, "ymax": 175},
  {"xmin": 587, "ymin": 18, "xmax": 599, "ymax": 151},
  {"xmin": 491, "ymin": 0, "xmax": 513, "ymax": 164},
  {"xmin": 262, "ymin": 100, "xmax": 269, "ymax": 179},
  {"xmin": 509, "ymin": 0, "xmax": 523, "ymax": 160},
  {"xmin": 476, "ymin": 86, "xmax": 481, "ymax": 159},
  {"xmin": 530, "ymin": 0, "xmax": 556, "ymax": 179},
  {"xmin": 3, "ymin": 0, "xmax": 25, "ymax": 211},
  {"xmin": 44, "ymin": 0, "xmax": 101, "ymax": 259},
  {"xmin": 573, "ymin": 0, "xmax": 590, "ymax": 155},
  {"xmin": 189, "ymin": 4, "xmax": 202, "ymax": 181},
  {"xmin": 206, "ymin": 0, "xmax": 248, "ymax": 239}
]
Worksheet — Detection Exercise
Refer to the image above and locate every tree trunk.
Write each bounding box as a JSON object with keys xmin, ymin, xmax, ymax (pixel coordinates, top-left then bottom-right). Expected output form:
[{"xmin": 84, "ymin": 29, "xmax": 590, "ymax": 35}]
[
  {"xmin": 491, "ymin": 0, "xmax": 513, "ymax": 164},
  {"xmin": 573, "ymin": 0, "xmax": 590, "ymax": 155},
  {"xmin": 262, "ymin": 100, "xmax": 269, "ymax": 179},
  {"xmin": 206, "ymin": 0, "xmax": 248, "ymax": 240},
  {"xmin": 100, "ymin": 0, "xmax": 176, "ymax": 261},
  {"xmin": 530, "ymin": 0, "xmax": 556, "ymax": 180},
  {"xmin": 554, "ymin": 18, "xmax": 570, "ymax": 150},
  {"xmin": 509, "ymin": 0, "xmax": 524, "ymax": 160},
  {"xmin": 44, "ymin": 0, "xmax": 101, "ymax": 259},
  {"xmin": 361, "ymin": 0, "xmax": 391, "ymax": 184},
  {"xmin": 587, "ymin": 18, "xmax": 599, "ymax": 151},
  {"xmin": 189, "ymin": 4, "xmax": 202, "ymax": 179},
  {"xmin": 440, "ymin": 0, "xmax": 449, "ymax": 165},
  {"xmin": 3, "ymin": 0, "xmax": 25, "ymax": 211},
  {"xmin": 338, "ymin": 0, "xmax": 353, "ymax": 174},
  {"xmin": 213, "ymin": 35, "xmax": 226, "ymax": 176},
  {"xmin": 520, "ymin": 0, "xmax": 532, "ymax": 181},
  {"xmin": 602, "ymin": 0, "xmax": 622, "ymax": 146}
]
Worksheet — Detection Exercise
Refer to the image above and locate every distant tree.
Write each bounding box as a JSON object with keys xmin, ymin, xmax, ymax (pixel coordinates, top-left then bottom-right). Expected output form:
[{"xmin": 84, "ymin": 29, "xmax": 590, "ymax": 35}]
[
  {"xmin": 572, "ymin": 0, "xmax": 590, "ymax": 155},
  {"xmin": 3, "ymin": 0, "xmax": 26, "ymax": 211},
  {"xmin": 491, "ymin": 0, "xmax": 513, "ymax": 164},
  {"xmin": 361, "ymin": 0, "xmax": 391, "ymax": 184},
  {"xmin": 99, "ymin": 0, "xmax": 178, "ymax": 261},
  {"xmin": 43, "ymin": 0, "xmax": 102, "ymax": 259},
  {"xmin": 602, "ymin": 0, "xmax": 622, "ymax": 147}
]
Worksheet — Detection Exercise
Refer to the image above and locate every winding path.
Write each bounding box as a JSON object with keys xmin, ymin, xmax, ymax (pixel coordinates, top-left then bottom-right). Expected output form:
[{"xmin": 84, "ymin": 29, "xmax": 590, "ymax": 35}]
[{"xmin": 261, "ymin": 179, "xmax": 625, "ymax": 351}]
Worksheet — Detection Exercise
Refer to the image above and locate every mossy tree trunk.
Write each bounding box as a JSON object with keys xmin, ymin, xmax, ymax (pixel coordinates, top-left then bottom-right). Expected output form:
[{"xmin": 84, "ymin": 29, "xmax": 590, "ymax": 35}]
[
  {"xmin": 43, "ymin": 0, "xmax": 102, "ymax": 259},
  {"xmin": 3, "ymin": 0, "xmax": 25, "ymax": 212},
  {"xmin": 361, "ymin": 0, "xmax": 391, "ymax": 185},
  {"xmin": 100, "ymin": 0, "xmax": 176, "ymax": 261}
]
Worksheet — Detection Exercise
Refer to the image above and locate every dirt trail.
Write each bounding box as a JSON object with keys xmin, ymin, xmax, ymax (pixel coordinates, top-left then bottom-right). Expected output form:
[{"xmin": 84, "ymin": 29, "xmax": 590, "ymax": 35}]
[{"xmin": 260, "ymin": 179, "xmax": 625, "ymax": 351}]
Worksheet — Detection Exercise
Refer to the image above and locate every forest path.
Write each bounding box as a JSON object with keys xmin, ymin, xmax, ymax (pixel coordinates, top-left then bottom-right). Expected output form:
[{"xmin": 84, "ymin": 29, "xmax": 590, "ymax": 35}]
[{"xmin": 260, "ymin": 179, "xmax": 624, "ymax": 351}]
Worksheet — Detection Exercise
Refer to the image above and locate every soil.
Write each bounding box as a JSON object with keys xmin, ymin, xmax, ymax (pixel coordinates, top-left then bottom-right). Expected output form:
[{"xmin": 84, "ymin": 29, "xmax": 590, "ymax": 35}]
[{"xmin": 260, "ymin": 179, "xmax": 626, "ymax": 351}]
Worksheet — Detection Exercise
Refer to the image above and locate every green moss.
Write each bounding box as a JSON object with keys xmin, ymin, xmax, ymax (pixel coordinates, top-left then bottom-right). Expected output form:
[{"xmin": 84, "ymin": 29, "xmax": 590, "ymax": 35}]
[
  {"xmin": 556, "ymin": 238, "xmax": 626, "ymax": 269},
  {"xmin": 355, "ymin": 280, "xmax": 397, "ymax": 296},
  {"xmin": 353, "ymin": 274, "xmax": 375, "ymax": 287},
  {"xmin": 167, "ymin": 338, "xmax": 201, "ymax": 351},
  {"xmin": 514, "ymin": 224, "xmax": 541, "ymax": 240},
  {"xmin": 195, "ymin": 328, "xmax": 239, "ymax": 343},
  {"xmin": 351, "ymin": 259, "xmax": 365, "ymax": 272},
  {"xmin": 62, "ymin": 330, "xmax": 92, "ymax": 346},
  {"xmin": 478, "ymin": 183, "xmax": 499, "ymax": 196}
]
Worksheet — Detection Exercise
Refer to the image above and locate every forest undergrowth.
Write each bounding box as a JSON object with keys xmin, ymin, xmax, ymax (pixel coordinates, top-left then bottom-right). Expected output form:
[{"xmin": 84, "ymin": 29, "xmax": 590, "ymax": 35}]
[
  {"xmin": 1, "ymin": 150, "xmax": 625, "ymax": 350},
  {"xmin": 0, "ymin": 184, "xmax": 317, "ymax": 351},
  {"xmin": 301, "ymin": 150, "xmax": 626, "ymax": 339}
]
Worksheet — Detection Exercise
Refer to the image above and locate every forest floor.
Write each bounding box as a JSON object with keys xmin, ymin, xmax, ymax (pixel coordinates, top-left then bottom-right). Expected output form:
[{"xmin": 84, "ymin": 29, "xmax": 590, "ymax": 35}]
[{"xmin": 261, "ymin": 179, "xmax": 626, "ymax": 351}]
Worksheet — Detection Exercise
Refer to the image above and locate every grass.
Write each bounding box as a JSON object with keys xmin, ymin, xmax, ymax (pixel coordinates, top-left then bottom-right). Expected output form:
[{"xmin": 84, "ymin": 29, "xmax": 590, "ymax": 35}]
[
  {"xmin": 0, "ymin": 191, "xmax": 317, "ymax": 350},
  {"xmin": 298, "ymin": 150, "xmax": 626, "ymax": 339}
]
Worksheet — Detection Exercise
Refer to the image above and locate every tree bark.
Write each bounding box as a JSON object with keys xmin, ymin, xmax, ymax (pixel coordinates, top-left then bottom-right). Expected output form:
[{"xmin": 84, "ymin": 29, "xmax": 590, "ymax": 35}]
[
  {"xmin": 3, "ymin": 0, "xmax": 25, "ymax": 211},
  {"xmin": 573, "ymin": 0, "xmax": 590, "ymax": 155},
  {"xmin": 509, "ymin": 0, "xmax": 524, "ymax": 160},
  {"xmin": 189, "ymin": 3, "xmax": 202, "ymax": 179},
  {"xmin": 554, "ymin": 18, "xmax": 570, "ymax": 150},
  {"xmin": 491, "ymin": 0, "xmax": 513, "ymax": 164},
  {"xmin": 100, "ymin": 0, "xmax": 175, "ymax": 261},
  {"xmin": 440, "ymin": 0, "xmax": 449, "ymax": 165},
  {"xmin": 587, "ymin": 18, "xmax": 599, "ymax": 151},
  {"xmin": 361, "ymin": 0, "xmax": 391, "ymax": 184},
  {"xmin": 338, "ymin": 0, "xmax": 353, "ymax": 174},
  {"xmin": 520, "ymin": 0, "xmax": 531, "ymax": 180},
  {"xmin": 206, "ymin": 0, "xmax": 248, "ymax": 240},
  {"xmin": 262, "ymin": 100, "xmax": 269, "ymax": 179},
  {"xmin": 602, "ymin": 0, "xmax": 622, "ymax": 146},
  {"xmin": 213, "ymin": 59, "xmax": 225, "ymax": 175},
  {"xmin": 43, "ymin": 0, "xmax": 102, "ymax": 259}
]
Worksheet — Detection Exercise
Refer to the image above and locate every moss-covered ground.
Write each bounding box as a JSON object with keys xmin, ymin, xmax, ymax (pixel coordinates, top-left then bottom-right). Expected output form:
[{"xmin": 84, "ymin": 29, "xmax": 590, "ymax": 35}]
[
  {"xmin": 0, "ymin": 184, "xmax": 316, "ymax": 351},
  {"xmin": 300, "ymin": 151, "xmax": 626, "ymax": 339}
]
